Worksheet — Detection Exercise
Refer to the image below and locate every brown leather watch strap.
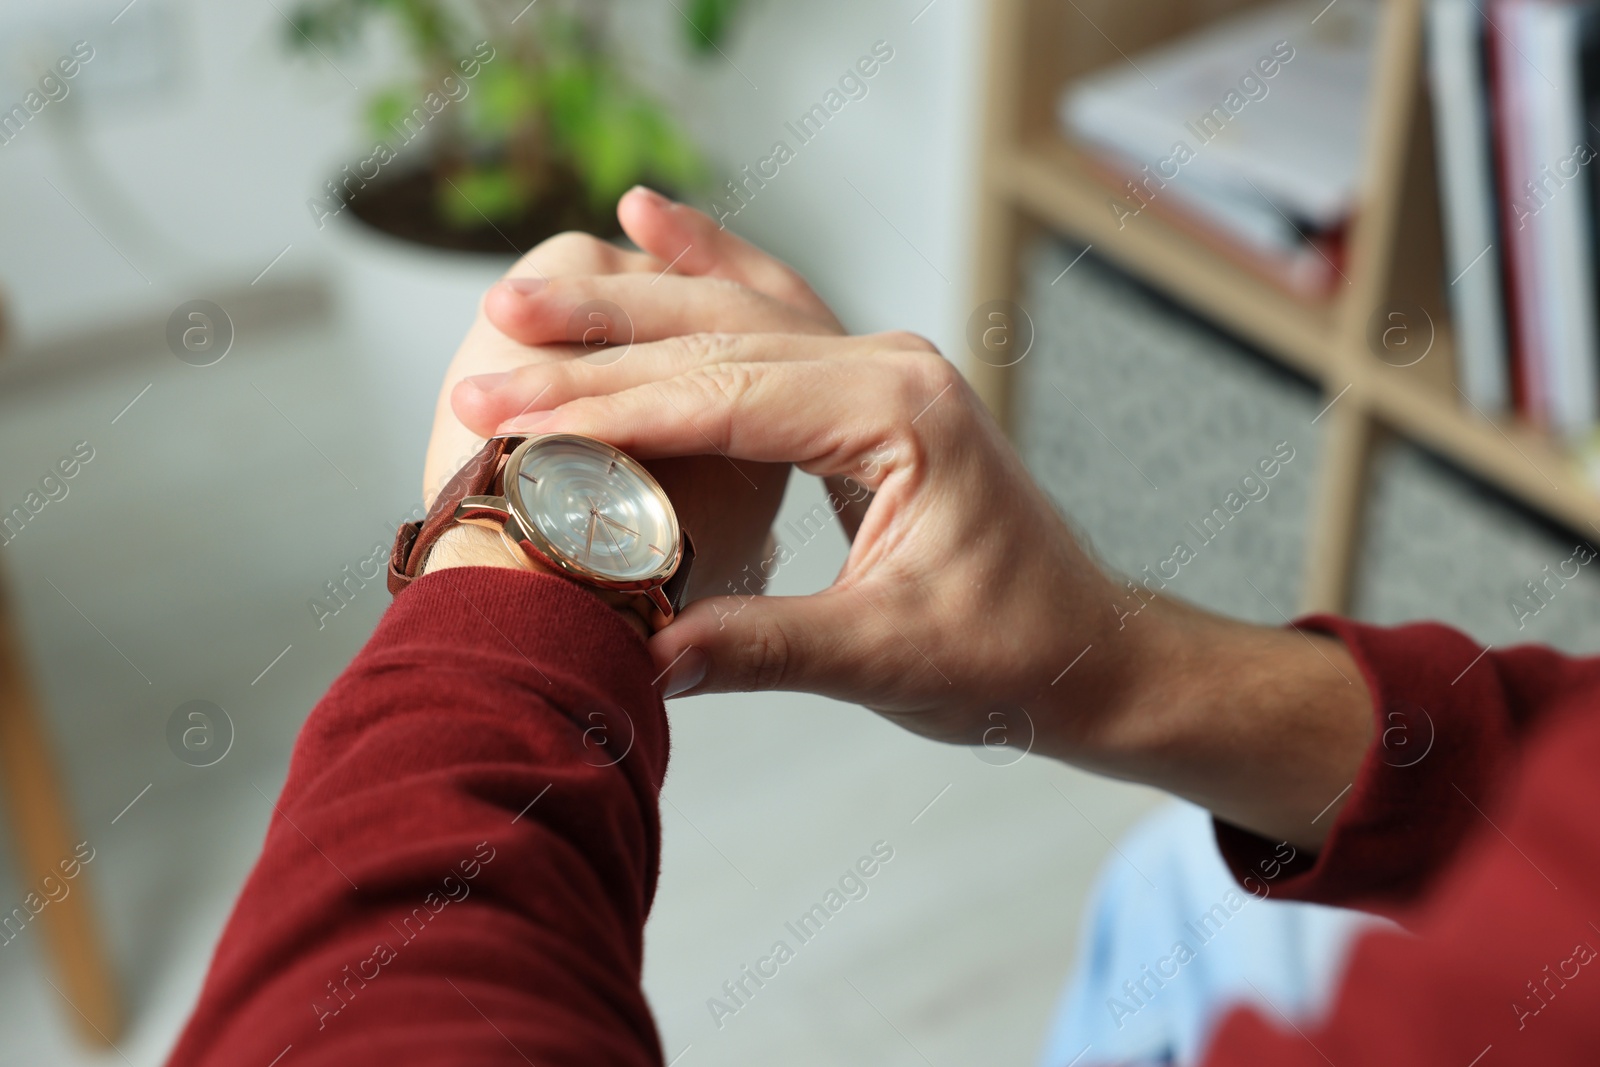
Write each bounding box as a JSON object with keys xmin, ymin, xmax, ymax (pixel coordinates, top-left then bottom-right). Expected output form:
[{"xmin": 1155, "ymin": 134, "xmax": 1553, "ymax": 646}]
[
  {"xmin": 388, "ymin": 436, "xmax": 517, "ymax": 594},
  {"xmin": 662, "ymin": 532, "xmax": 696, "ymax": 615}
]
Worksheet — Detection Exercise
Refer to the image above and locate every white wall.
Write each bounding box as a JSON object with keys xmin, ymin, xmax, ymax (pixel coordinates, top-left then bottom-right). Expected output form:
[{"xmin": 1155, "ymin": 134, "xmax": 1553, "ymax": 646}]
[
  {"xmin": 0, "ymin": 0, "xmax": 360, "ymax": 346},
  {"xmin": 621, "ymin": 0, "xmax": 985, "ymax": 354},
  {"xmin": 0, "ymin": 0, "xmax": 984, "ymax": 365}
]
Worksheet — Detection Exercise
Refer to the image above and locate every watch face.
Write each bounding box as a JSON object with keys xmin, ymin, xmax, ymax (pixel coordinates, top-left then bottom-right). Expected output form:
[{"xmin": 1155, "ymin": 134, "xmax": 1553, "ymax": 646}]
[{"xmin": 509, "ymin": 435, "xmax": 678, "ymax": 584}]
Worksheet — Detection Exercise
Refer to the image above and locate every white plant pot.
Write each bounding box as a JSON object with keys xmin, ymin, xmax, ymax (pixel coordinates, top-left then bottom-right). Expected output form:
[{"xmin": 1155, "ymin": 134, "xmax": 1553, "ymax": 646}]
[{"xmin": 323, "ymin": 210, "xmax": 516, "ymax": 465}]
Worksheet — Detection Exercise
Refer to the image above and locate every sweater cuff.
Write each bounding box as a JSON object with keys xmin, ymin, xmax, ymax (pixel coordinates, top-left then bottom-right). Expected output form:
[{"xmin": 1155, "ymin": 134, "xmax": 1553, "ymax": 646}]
[
  {"xmin": 323, "ymin": 565, "xmax": 668, "ymax": 790},
  {"xmin": 1213, "ymin": 615, "xmax": 1512, "ymax": 917},
  {"xmin": 381, "ymin": 564, "xmax": 651, "ymax": 669}
]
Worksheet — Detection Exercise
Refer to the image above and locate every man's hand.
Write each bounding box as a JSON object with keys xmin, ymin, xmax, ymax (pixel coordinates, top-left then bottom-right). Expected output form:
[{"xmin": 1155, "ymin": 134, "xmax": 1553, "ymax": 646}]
[
  {"xmin": 482, "ymin": 329, "xmax": 1124, "ymax": 728},
  {"xmin": 471, "ymin": 324, "xmax": 1373, "ymax": 851},
  {"xmin": 424, "ymin": 188, "xmax": 843, "ymax": 601},
  {"xmin": 421, "ymin": 229, "xmax": 659, "ymax": 504}
]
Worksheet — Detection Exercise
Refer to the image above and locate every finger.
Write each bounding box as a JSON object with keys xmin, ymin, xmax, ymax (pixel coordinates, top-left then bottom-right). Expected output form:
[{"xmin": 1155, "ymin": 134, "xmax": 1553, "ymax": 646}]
[
  {"xmin": 503, "ymin": 229, "xmax": 661, "ymax": 285},
  {"xmin": 455, "ymin": 331, "xmax": 885, "ymax": 436},
  {"xmin": 617, "ymin": 186, "xmax": 839, "ymax": 325},
  {"xmin": 426, "ymin": 235, "xmax": 666, "ymax": 502},
  {"xmin": 480, "ymin": 271, "xmax": 829, "ymax": 349},
  {"xmin": 493, "ymin": 349, "xmax": 948, "ymax": 479},
  {"xmin": 648, "ymin": 589, "xmax": 882, "ymax": 700}
]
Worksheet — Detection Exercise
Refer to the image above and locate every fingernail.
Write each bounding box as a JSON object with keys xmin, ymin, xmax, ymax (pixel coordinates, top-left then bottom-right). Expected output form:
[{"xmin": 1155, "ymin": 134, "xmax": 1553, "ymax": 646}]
[
  {"xmin": 463, "ymin": 371, "xmax": 512, "ymax": 392},
  {"xmin": 661, "ymin": 647, "xmax": 708, "ymax": 698},
  {"xmin": 499, "ymin": 409, "xmax": 558, "ymax": 433},
  {"xmin": 629, "ymin": 184, "xmax": 675, "ymax": 209},
  {"xmin": 503, "ymin": 276, "xmax": 547, "ymax": 297}
]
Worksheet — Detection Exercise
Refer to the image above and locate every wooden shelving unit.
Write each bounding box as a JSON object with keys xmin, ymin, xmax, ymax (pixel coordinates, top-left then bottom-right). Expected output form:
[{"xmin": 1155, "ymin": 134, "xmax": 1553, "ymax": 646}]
[{"xmin": 971, "ymin": 0, "xmax": 1600, "ymax": 613}]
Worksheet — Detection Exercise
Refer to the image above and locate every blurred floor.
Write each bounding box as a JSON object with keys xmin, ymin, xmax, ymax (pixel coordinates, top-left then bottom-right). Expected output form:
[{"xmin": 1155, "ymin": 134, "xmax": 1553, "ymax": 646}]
[{"xmin": 0, "ymin": 281, "xmax": 420, "ymax": 1064}]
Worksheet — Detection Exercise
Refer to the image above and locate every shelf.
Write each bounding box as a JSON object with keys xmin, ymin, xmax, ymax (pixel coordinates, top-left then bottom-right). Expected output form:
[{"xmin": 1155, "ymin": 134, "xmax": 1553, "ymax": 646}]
[
  {"xmin": 991, "ymin": 133, "xmax": 1600, "ymax": 539},
  {"xmin": 973, "ymin": 0, "xmax": 1600, "ymax": 611},
  {"xmin": 1363, "ymin": 362, "xmax": 1600, "ymax": 535},
  {"xmin": 994, "ymin": 135, "xmax": 1336, "ymax": 381}
]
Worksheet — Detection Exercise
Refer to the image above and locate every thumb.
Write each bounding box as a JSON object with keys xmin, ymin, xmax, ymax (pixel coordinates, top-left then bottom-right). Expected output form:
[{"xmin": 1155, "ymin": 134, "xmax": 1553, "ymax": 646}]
[{"xmin": 647, "ymin": 589, "xmax": 863, "ymax": 699}]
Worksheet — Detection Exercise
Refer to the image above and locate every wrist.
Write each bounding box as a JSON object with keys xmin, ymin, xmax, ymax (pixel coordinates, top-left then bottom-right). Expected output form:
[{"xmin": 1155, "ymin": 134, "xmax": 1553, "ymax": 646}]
[
  {"xmin": 1053, "ymin": 595, "xmax": 1373, "ymax": 851},
  {"xmin": 424, "ymin": 525, "xmax": 652, "ymax": 641},
  {"xmin": 424, "ymin": 524, "xmax": 527, "ymax": 573},
  {"xmin": 1032, "ymin": 593, "xmax": 1188, "ymax": 765}
]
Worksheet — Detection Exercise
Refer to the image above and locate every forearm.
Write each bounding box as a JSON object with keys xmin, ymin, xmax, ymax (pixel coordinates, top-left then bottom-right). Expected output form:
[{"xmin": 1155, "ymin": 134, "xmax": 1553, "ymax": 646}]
[
  {"xmin": 167, "ymin": 569, "xmax": 667, "ymax": 1066},
  {"xmin": 1196, "ymin": 637, "xmax": 1600, "ymax": 1065},
  {"xmin": 1067, "ymin": 598, "xmax": 1374, "ymax": 853},
  {"xmin": 1063, "ymin": 597, "xmax": 1600, "ymax": 918}
]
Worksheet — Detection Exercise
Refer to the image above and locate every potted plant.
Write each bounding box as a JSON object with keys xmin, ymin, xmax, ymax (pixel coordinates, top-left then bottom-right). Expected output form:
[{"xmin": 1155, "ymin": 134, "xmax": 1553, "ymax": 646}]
[{"xmin": 282, "ymin": 0, "xmax": 746, "ymax": 444}]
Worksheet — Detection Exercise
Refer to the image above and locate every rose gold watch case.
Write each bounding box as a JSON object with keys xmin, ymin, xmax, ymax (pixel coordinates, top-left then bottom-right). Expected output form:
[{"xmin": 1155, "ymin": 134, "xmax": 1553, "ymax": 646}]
[{"xmin": 453, "ymin": 434, "xmax": 685, "ymax": 615}]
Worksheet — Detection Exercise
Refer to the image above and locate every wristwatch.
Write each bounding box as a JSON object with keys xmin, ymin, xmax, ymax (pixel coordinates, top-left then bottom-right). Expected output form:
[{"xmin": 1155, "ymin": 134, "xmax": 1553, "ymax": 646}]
[{"xmin": 388, "ymin": 433, "xmax": 695, "ymax": 630}]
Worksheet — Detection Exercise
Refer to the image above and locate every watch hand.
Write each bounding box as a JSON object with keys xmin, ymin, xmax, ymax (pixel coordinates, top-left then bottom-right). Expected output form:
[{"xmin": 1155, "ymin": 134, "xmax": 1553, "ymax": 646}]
[
  {"xmin": 596, "ymin": 513, "xmax": 640, "ymax": 538},
  {"xmin": 581, "ymin": 496, "xmax": 607, "ymax": 561},
  {"xmin": 598, "ymin": 513, "xmax": 630, "ymax": 568}
]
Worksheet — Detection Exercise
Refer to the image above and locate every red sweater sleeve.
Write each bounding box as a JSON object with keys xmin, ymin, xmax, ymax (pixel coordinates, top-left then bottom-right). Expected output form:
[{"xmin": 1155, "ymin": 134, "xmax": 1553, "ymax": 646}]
[
  {"xmin": 165, "ymin": 567, "xmax": 669, "ymax": 1067},
  {"xmin": 171, "ymin": 580, "xmax": 1600, "ymax": 1067},
  {"xmin": 1202, "ymin": 616, "xmax": 1600, "ymax": 1064}
]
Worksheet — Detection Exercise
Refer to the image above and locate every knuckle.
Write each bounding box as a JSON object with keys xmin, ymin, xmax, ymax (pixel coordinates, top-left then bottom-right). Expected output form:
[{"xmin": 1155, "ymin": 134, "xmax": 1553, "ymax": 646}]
[
  {"xmin": 776, "ymin": 275, "xmax": 820, "ymax": 311},
  {"xmin": 656, "ymin": 332, "xmax": 699, "ymax": 366},
  {"xmin": 541, "ymin": 231, "xmax": 604, "ymax": 256},
  {"xmin": 518, "ymin": 231, "xmax": 612, "ymax": 274},
  {"xmin": 677, "ymin": 330, "xmax": 744, "ymax": 365},
  {"xmin": 661, "ymin": 331, "xmax": 747, "ymax": 379},
  {"xmin": 919, "ymin": 351, "xmax": 964, "ymax": 392},
  {"xmin": 885, "ymin": 347, "xmax": 963, "ymax": 413},
  {"xmin": 753, "ymin": 263, "xmax": 813, "ymax": 307},
  {"xmin": 702, "ymin": 275, "xmax": 752, "ymax": 299},
  {"xmin": 877, "ymin": 329, "xmax": 941, "ymax": 355},
  {"xmin": 687, "ymin": 359, "xmax": 758, "ymax": 406}
]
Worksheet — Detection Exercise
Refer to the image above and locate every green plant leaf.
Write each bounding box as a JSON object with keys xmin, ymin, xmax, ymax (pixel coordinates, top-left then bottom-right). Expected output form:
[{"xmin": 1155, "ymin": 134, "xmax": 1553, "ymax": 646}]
[
  {"xmin": 365, "ymin": 87, "xmax": 413, "ymax": 142},
  {"xmin": 284, "ymin": 0, "xmax": 380, "ymax": 51},
  {"xmin": 638, "ymin": 106, "xmax": 707, "ymax": 194},
  {"xmin": 685, "ymin": 0, "xmax": 746, "ymax": 53},
  {"xmin": 576, "ymin": 97, "xmax": 646, "ymax": 207},
  {"xmin": 437, "ymin": 165, "xmax": 527, "ymax": 228},
  {"xmin": 467, "ymin": 63, "xmax": 542, "ymax": 141},
  {"xmin": 543, "ymin": 59, "xmax": 603, "ymax": 142},
  {"xmin": 283, "ymin": 0, "xmax": 733, "ymax": 225}
]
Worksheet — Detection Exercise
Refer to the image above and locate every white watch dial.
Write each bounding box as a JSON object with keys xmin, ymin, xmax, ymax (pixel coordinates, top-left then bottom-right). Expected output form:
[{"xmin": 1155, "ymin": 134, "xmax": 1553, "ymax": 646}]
[{"xmin": 512, "ymin": 436, "xmax": 676, "ymax": 583}]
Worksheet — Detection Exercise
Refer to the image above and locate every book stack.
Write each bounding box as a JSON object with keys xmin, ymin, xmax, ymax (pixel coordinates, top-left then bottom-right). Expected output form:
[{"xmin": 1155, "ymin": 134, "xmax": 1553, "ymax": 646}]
[
  {"xmin": 1057, "ymin": 1, "xmax": 1379, "ymax": 300},
  {"xmin": 1430, "ymin": 0, "xmax": 1600, "ymax": 443}
]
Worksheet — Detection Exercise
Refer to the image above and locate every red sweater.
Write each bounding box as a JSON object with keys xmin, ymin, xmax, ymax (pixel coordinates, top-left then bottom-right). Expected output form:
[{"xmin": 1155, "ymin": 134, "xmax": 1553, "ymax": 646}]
[{"xmin": 167, "ymin": 569, "xmax": 1600, "ymax": 1065}]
